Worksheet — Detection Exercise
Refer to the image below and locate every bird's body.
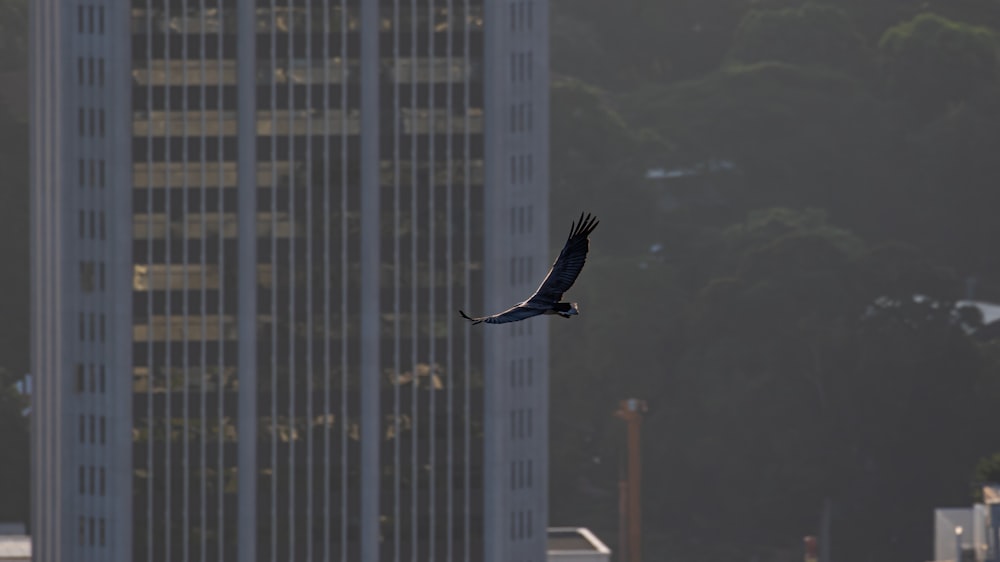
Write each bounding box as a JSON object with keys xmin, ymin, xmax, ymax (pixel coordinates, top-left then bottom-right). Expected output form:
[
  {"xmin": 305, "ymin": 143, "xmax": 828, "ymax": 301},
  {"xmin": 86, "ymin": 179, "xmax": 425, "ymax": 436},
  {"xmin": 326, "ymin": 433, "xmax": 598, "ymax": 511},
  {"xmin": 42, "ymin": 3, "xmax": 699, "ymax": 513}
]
[{"xmin": 459, "ymin": 213, "xmax": 598, "ymax": 325}]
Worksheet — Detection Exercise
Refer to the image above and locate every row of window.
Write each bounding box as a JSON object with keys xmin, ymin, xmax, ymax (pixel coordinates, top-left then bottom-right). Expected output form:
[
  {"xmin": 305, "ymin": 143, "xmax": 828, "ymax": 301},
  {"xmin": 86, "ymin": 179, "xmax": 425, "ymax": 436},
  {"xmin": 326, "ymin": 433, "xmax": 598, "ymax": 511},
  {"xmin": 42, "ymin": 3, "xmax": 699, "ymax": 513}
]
[
  {"xmin": 78, "ymin": 414, "xmax": 107, "ymax": 445},
  {"xmin": 79, "ymin": 211, "xmax": 107, "ymax": 241},
  {"xmin": 80, "ymin": 159, "xmax": 107, "ymax": 188},
  {"xmin": 79, "ymin": 108, "xmax": 107, "ymax": 138},
  {"xmin": 509, "ymin": 1, "xmax": 536, "ymax": 33},
  {"xmin": 76, "ymin": 363, "xmax": 107, "ymax": 394},
  {"xmin": 78, "ymin": 516, "xmax": 107, "ymax": 547},
  {"xmin": 510, "ymin": 102, "xmax": 534, "ymax": 134},
  {"xmin": 511, "ymin": 408, "xmax": 534, "ymax": 440},
  {"xmin": 510, "ymin": 52, "xmax": 534, "ymax": 84},
  {"xmin": 80, "ymin": 261, "xmax": 106, "ymax": 293},
  {"xmin": 77, "ymin": 57, "xmax": 106, "ymax": 87},
  {"xmin": 78, "ymin": 465, "xmax": 107, "ymax": 496},
  {"xmin": 510, "ymin": 255, "xmax": 534, "ymax": 287},
  {"xmin": 510, "ymin": 459, "xmax": 534, "ymax": 490},
  {"xmin": 510, "ymin": 509, "xmax": 534, "ymax": 541},
  {"xmin": 511, "ymin": 154, "xmax": 534, "ymax": 186},
  {"xmin": 78, "ymin": 4, "xmax": 106, "ymax": 35},
  {"xmin": 130, "ymin": 6, "xmax": 485, "ymax": 35},
  {"xmin": 510, "ymin": 357, "xmax": 534, "ymax": 389},
  {"xmin": 79, "ymin": 312, "xmax": 107, "ymax": 343},
  {"xmin": 510, "ymin": 205, "xmax": 535, "ymax": 236}
]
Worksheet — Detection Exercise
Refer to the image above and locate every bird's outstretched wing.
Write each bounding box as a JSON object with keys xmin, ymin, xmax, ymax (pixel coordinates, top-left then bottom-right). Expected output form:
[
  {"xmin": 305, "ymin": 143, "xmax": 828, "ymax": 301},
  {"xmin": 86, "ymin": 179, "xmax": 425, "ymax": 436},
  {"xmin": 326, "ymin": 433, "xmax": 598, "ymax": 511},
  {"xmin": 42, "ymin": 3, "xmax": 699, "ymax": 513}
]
[
  {"xmin": 526, "ymin": 212, "xmax": 599, "ymax": 306},
  {"xmin": 459, "ymin": 306, "xmax": 546, "ymax": 325},
  {"xmin": 458, "ymin": 212, "xmax": 599, "ymax": 325}
]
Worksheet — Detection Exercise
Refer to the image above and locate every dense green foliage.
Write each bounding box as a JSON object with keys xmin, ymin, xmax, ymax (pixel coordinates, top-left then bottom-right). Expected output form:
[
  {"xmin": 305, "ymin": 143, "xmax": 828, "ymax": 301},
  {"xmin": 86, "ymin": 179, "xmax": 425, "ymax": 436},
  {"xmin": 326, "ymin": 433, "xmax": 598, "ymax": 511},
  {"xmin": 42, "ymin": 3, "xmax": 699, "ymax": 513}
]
[{"xmin": 550, "ymin": 2, "xmax": 1000, "ymax": 562}]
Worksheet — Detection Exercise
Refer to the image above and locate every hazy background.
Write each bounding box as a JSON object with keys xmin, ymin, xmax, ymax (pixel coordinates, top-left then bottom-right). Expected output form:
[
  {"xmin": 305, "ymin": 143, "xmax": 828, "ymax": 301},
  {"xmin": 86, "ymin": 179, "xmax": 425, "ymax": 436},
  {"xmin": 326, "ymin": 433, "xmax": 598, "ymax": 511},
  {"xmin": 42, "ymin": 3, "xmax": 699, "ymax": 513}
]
[{"xmin": 5, "ymin": 0, "xmax": 1000, "ymax": 561}]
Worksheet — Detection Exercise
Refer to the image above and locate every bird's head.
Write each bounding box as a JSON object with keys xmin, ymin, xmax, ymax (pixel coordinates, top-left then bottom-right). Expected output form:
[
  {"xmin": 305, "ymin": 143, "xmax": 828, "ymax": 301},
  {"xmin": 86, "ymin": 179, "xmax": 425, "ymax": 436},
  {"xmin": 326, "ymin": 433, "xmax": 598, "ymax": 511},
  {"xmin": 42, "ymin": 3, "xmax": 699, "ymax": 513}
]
[{"xmin": 567, "ymin": 302, "xmax": 580, "ymax": 315}]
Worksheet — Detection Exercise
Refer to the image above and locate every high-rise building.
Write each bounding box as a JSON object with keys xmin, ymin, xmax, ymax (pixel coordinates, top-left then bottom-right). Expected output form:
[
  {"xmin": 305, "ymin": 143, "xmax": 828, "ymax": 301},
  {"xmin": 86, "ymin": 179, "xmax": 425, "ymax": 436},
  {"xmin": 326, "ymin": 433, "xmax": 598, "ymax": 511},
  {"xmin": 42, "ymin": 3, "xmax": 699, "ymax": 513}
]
[{"xmin": 30, "ymin": 1, "xmax": 549, "ymax": 561}]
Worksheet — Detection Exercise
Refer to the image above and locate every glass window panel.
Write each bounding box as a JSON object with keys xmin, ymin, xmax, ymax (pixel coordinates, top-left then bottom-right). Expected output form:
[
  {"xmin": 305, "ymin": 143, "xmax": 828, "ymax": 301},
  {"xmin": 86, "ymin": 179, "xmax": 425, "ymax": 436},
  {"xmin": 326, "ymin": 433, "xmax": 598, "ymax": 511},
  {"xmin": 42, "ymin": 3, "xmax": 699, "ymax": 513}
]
[
  {"xmin": 132, "ymin": 314, "xmax": 239, "ymax": 342},
  {"xmin": 132, "ymin": 263, "xmax": 221, "ymax": 291}
]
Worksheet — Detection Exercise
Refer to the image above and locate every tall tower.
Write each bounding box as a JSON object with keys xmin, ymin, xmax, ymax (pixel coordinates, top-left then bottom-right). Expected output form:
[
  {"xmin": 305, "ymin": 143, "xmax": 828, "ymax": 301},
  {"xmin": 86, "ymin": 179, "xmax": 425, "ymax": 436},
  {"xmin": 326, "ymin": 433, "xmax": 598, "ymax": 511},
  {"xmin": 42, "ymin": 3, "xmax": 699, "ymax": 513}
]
[{"xmin": 30, "ymin": 1, "xmax": 550, "ymax": 561}]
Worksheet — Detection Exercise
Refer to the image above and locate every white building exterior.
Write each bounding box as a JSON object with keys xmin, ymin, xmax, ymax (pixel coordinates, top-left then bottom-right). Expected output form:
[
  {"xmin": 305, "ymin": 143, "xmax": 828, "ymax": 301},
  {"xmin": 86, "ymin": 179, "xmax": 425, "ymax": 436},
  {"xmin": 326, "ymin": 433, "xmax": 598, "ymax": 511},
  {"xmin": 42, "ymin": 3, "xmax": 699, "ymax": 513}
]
[{"xmin": 30, "ymin": 1, "xmax": 549, "ymax": 560}]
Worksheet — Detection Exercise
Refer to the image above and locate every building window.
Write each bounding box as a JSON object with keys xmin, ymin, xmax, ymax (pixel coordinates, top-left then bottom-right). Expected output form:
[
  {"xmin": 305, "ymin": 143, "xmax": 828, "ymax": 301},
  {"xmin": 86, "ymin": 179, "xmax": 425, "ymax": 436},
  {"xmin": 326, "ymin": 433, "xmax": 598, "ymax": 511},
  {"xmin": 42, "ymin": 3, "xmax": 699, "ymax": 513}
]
[
  {"xmin": 99, "ymin": 262, "xmax": 105, "ymax": 291},
  {"xmin": 98, "ymin": 6, "xmax": 104, "ymax": 34},
  {"xmin": 79, "ymin": 313, "xmax": 85, "ymax": 340},
  {"xmin": 76, "ymin": 363, "xmax": 85, "ymax": 392},
  {"xmin": 78, "ymin": 516, "xmax": 86, "ymax": 545},
  {"xmin": 527, "ymin": 459, "xmax": 533, "ymax": 487},
  {"xmin": 99, "ymin": 314, "xmax": 105, "ymax": 342},
  {"xmin": 510, "ymin": 53, "xmax": 517, "ymax": 83},
  {"xmin": 78, "ymin": 108, "xmax": 85, "ymax": 136},
  {"xmin": 510, "ymin": 156, "xmax": 517, "ymax": 185},
  {"xmin": 527, "ymin": 103, "xmax": 533, "ymax": 131},
  {"xmin": 98, "ymin": 109, "xmax": 105, "ymax": 137},
  {"xmin": 89, "ymin": 465, "xmax": 95, "ymax": 494},
  {"xmin": 78, "ymin": 465, "xmax": 85, "ymax": 493},
  {"xmin": 89, "ymin": 364, "xmax": 96, "ymax": 392},
  {"xmin": 78, "ymin": 5, "xmax": 85, "ymax": 33},
  {"xmin": 79, "ymin": 415, "xmax": 85, "ymax": 442},
  {"xmin": 527, "ymin": 408, "xmax": 533, "ymax": 437},
  {"xmin": 89, "ymin": 313, "xmax": 95, "ymax": 340},
  {"xmin": 99, "ymin": 416, "xmax": 106, "ymax": 444},
  {"xmin": 88, "ymin": 109, "xmax": 95, "ymax": 136},
  {"xmin": 99, "ymin": 365, "xmax": 106, "ymax": 393},
  {"xmin": 99, "ymin": 518, "xmax": 105, "ymax": 546},
  {"xmin": 89, "ymin": 159, "xmax": 95, "ymax": 187},
  {"xmin": 98, "ymin": 212, "xmax": 105, "ymax": 240},
  {"xmin": 78, "ymin": 210, "xmax": 85, "ymax": 238},
  {"xmin": 510, "ymin": 3, "xmax": 516, "ymax": 32},
  {"xmin": 79, "ymin": 159, "xmax": 85, "ymax": 186},
  {"xmin": 98, "ymin": 160, "xmax": 105, "ymax": 188},
  {"xmin": 510, "ymin": 410, "xmax": 516, "ymax": 439},
  {"xmin": 88, "ymin": 211, "xmax": 95, "ymax": 238},
  {"xmin": 80, "ymin": 262, "xmax": 94, "ymax": 292},
  {"xmin": 89, "ymin": 516, "xmax": 95, "ymax": 546},
  {"xmin": 89, "ymin": 415, "xmax": 95, "ymax": 443},
  {"xmin": 510, "ymin": 512, "xmax": 516, "ymax": 540},
  {"xmin": 528, "ymin": 0, "xmax": 534, "ymax": 29},
  {"xmin": 88, "ymin": 58, "xmax": 94, "ymax": 86},
  {"xmin": 78, "ymin": 58, "xmax": 84, "ymax": 85},
  {"xmin": 527, "ymin": 357, "xmax": 533, "ymax": 386},
  {"xmin": 99, "ymin": 467, "xmax": 106, "ymax": 495},
  {"xmin": 527, "ymin": 52, "xmax": 534, "ymax": 81},
  {"xmin": 98, "ymin": 59, "xmax": 104, "ymax": 87},
  {"xmin": 527, "ymin": 510, "xmax": 533, "ymax": 537},
  {"xmin": 88, "ymin": 6, "xmax": 94, "ymax": 33},
  {"xmin": 510, "ymin": 104, "xmax": 516, "ymax": 132},
  {"xmin": 510, "ymin": 461, "xmax": 516, "ymax": 489}
]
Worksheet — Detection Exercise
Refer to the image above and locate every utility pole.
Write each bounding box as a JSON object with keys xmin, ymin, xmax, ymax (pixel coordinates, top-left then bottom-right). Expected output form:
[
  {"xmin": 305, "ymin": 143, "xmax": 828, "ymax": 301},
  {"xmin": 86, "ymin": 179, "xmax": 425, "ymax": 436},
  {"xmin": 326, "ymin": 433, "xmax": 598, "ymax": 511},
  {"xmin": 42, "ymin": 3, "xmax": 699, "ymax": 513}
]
[{"xmin": 616, "ymin": 398, "xmax": 647, "ymax": 562}]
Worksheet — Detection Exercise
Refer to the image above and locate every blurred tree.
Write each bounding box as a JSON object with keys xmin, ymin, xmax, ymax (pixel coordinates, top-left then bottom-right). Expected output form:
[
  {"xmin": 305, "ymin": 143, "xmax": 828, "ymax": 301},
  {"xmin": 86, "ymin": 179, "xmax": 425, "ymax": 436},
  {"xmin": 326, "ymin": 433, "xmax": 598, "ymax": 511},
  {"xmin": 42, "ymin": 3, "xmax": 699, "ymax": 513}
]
[
  {"xmin": 879, "ymin": 13, "xmax": 1000, "ymax": 116},
  {"xmin": 728, "ymin": 2, "xmax": 872, "ymax": 77},
  {"xmin": 549, "ymin": 77, "xmax": 668, "ymax": 254}
]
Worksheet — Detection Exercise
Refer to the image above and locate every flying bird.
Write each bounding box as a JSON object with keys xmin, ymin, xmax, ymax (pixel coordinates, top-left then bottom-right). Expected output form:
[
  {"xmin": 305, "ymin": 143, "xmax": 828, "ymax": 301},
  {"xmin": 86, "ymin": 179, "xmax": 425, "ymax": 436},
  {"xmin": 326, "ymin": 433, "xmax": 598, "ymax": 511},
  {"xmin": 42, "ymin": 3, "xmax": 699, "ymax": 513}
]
[{"xmin": 459, "ymin": 212, "xmax": 599, "ymax": 325}]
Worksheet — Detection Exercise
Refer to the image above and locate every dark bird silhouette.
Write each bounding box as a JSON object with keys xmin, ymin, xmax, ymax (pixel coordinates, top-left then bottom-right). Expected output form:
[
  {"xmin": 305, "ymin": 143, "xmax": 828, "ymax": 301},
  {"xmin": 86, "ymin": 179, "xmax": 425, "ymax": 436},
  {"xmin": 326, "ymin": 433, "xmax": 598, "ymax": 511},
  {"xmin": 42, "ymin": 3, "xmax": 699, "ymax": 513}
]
[{"xmin": 459, "ymin": 212, "xmax": 599, "ymax": 325}]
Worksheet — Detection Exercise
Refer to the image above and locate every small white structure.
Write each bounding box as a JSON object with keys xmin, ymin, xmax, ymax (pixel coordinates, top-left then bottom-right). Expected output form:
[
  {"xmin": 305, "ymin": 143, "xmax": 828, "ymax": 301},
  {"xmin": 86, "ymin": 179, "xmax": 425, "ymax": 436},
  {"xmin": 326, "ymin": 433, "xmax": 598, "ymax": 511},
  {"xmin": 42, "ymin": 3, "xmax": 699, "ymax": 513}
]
[
  {"xmin": 548, "ymin": 527, "xmax": 611, "ymax": 562},
  {"xmin": 934, "ymin": 508, "xmax": 983, "ymax": 562},
  {"xmin": 0, "ymin": 523, "xmax": 30, "ymax": 562}
]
